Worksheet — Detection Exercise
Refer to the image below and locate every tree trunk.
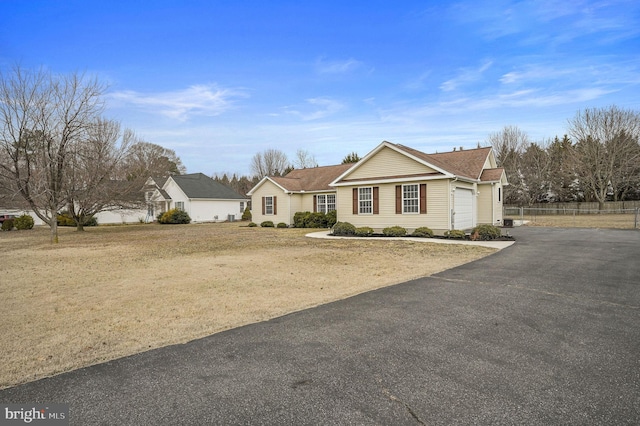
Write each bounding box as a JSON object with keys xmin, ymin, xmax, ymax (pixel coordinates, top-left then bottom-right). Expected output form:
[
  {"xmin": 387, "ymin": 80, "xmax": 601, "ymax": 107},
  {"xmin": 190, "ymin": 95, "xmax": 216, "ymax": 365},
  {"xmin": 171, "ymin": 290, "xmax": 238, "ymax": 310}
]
[
  {"xmin": 76, "ymin": 221, "xmax": 85, "ymax": 232},
  {"xmin": 50, "ymin": 208, "xmax": 59, "ymax": 244}
]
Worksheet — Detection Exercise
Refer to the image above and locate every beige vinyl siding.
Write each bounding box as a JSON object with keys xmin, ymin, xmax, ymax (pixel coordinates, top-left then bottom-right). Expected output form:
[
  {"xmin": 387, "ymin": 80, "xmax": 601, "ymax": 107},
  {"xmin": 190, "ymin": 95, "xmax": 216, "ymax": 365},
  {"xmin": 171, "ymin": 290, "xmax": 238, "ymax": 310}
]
[
  {"xmin": 250, "ymin": 180, "xmax": 291, "ymax": 225},
  {"xmin": 336, "ymin": 180, "xmax": 451, "ymax": 234},
  {"xmin": 477, "ymin": 183, "xmax": 504, "ymax": 225},
  {"xmin": 477, "ymin": 183, "xmax": 493, "ymax": 224},
  {"xmin": 299, "ymin": 193, "xmax": 316, "ymax": 213},
  {"xmin": 347, "ymin": 146, "xmax": 437, "ymax": 180}
]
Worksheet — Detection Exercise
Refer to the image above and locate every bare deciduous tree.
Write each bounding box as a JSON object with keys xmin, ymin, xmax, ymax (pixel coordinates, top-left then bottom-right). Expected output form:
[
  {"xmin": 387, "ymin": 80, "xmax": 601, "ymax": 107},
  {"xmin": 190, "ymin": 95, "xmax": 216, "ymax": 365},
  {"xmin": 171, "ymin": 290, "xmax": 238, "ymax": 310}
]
[
  {"xmin": 64, "ymin": 120, "xmax": 140, "ymax": 231},
  {"xmin": 568, "ymin": 106, "xmax": 640, "ymax": 209},
  {"xmin": 486, "ymin": 125, "xmax": 530, "ymax": 205},
  {"xmin": 0, "ymin": 66, "xmax": 105, "ymax": 243},
  {"xmin": 123, "ymin": 140, "xmax": 186, "ymax": 182},
  {"xmin": 294, "ymin": 149, "xmax": 318, "ymax": 169},
  {"xmin": 250, "ymin": 148, "xmax": 290, "ymax": 177}
]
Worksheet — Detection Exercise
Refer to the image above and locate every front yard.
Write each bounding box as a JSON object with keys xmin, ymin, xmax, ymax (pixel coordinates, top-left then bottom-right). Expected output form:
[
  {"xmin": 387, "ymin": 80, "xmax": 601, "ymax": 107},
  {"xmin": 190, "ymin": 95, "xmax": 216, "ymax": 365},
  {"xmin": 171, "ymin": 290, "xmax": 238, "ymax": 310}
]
[{"xmin": 0, "ymin": 222, "xmax": 495, "ymax": 389}]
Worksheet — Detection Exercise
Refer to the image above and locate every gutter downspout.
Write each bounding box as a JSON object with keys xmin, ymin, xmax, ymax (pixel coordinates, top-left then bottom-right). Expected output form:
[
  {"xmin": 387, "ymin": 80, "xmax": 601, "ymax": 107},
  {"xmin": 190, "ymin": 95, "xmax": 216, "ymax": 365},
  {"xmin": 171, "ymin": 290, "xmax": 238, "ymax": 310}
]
[{"xmin": 450, "ymin": 177, "xmax": 458, "ymax": 230}]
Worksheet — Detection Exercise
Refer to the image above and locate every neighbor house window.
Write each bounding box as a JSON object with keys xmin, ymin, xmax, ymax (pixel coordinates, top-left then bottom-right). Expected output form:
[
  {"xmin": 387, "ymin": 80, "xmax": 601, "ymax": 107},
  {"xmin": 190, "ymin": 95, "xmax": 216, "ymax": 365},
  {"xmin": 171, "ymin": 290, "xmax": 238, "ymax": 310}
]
[
  {"xmin": 240, "ymin": 201, "xmax": 245, "ymax": 213},
  {"xmin": 403, "ymin": 184, "xmax": 419, "ymax": 214},
  {"xmin": 358, "ymin": 187, "xmax": 373, "ymax": 214},
  {"xmin": 498, "ymin": 187, "xmax": 502, "ymax": 202},
  {"xmin": 175, "ymin": 201, "xmax": 185, "ymax": 211},
  {"xmin": 264, "ymin": 196, "xmax": 274, "ymax": 215},
  {"xmin": 316, "ymin": 194, "xmax": 336, "ymax": 213}
]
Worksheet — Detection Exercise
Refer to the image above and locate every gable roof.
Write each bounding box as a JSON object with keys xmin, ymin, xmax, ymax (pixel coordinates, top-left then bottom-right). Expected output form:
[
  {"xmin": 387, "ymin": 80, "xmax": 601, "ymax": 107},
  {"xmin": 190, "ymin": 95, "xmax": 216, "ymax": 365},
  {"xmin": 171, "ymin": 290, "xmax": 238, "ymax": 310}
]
[
  {"xmin": 169, "ymin": 173, "xmax": 247, "ymax": 200},
  {"xmin": 332, "ymin": 141, "xmax": 505, "ymax": 185},
  {"xmin": 395, "ymin": 144, "xmax": 492, "ymax": 180},
  {"xmin": 479, "ymin": 168, "xmax": 506, "ymax": 183},
  {"xmin": 248, "ymin": 163, "xmax": 352, "ymax": 194}
]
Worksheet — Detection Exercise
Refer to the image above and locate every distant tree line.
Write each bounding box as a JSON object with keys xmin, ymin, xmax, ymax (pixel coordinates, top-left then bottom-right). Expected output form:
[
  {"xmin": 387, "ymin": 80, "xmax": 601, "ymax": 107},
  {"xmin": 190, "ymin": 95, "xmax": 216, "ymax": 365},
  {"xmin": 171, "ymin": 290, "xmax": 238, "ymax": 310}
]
[{"xmin": 489, "ymin": 106, "xmax": 640, "ymax": 208}]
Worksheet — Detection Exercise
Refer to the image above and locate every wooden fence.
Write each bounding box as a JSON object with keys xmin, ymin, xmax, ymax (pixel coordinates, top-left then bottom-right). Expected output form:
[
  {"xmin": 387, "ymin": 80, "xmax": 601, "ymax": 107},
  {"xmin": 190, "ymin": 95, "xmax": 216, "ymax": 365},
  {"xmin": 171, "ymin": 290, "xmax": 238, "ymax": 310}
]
[{"xmin": 504, "ymin": 201, "xmax": 640, "ymax": 214}]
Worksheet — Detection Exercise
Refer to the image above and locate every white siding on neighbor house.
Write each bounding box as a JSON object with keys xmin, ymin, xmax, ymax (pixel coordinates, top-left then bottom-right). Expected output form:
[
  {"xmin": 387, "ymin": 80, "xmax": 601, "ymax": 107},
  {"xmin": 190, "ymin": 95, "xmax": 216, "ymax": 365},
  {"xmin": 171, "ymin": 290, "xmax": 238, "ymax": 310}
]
[
  {"xmin": 164, "ymin": 179, "xmax": 188, "ymax": 209},
  {"xmin": 250, "ymin": 180, "xmax": 291, "ymax": 225},
  {"xmin": 335, "ymin": 180, "xmax": 451, "ymax": 234},
  {"xmin": 95, "ymin": 209, "xmax": 148, "ymax": 224},
  {"xmin": 347, "ymin": 146, "xmax": 437, "ymax": 180},
  {"xmin": 189, "ymin": 199, "xmax": 244, "ymax": 222}
]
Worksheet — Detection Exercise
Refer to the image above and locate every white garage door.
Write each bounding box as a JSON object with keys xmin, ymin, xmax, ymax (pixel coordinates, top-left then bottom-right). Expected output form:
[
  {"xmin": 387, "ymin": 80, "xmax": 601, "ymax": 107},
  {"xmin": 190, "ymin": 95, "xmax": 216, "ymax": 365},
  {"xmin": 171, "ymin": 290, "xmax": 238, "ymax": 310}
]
[{"xmin": 454, "ymin": 188, "xmax": 474, "ymax": 230}]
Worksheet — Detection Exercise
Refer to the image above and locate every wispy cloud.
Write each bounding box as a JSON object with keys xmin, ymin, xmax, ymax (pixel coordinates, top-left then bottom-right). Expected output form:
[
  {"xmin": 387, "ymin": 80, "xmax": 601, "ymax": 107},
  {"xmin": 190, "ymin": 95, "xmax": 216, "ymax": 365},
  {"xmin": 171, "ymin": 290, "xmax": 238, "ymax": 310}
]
[
  {"xmin": 109, "ymin": 84, "xmax": 247, "ymax": 121},
  {"xmin": 283, "ymin": 97, "xmax": 345, "ymax": 121},
  {"xmin": 315, "ymin": 57, "xmax": 363, "ymax": 74},
  {"xmin": 440, "ymin": 60, "xmax": 493, "ymax": 92}
]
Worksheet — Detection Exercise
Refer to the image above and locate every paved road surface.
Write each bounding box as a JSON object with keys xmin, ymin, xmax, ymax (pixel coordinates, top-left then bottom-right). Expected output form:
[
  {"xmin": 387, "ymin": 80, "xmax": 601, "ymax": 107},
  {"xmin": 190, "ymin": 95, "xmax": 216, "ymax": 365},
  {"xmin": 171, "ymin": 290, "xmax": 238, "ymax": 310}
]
[{"xmin": 2, "ymin": 227, "xmax": 639, "ymax": 425}]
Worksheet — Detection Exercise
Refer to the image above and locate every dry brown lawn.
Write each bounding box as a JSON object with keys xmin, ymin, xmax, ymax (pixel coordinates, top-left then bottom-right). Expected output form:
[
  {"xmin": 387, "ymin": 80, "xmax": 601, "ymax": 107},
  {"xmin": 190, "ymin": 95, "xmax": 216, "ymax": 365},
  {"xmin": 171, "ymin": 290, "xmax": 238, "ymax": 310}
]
[
  {"xmin": 521, "ymin": 213, "xmax": 638, "ymax": 229},
  {"xmin": 0, "ymin": 222, "xmax": 496, "ymax": 389}
]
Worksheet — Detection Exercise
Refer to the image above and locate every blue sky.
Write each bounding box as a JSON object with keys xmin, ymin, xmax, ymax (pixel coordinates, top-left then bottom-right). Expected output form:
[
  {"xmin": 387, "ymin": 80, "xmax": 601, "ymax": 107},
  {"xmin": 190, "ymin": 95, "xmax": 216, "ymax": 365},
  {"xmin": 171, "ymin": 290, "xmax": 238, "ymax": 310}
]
[{"xmin": 2, "ymin": 0, "xmax": 639, "ymax": 175}]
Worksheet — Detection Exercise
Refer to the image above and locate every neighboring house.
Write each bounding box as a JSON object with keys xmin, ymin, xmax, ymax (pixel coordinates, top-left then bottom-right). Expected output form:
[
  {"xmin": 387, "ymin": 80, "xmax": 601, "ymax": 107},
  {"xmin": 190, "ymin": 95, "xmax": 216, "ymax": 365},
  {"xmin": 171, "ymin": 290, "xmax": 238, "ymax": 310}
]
[
  {"xmin": 247, "ymin": 163, "xmax": 352, "ymax": 226},
  {"xmin": 144, "ymin": 173, "xmax": 248, "ymax": 222},
  {"xmin": 248, "ymin": 141, "xmax": 507, "ymax": 234}
]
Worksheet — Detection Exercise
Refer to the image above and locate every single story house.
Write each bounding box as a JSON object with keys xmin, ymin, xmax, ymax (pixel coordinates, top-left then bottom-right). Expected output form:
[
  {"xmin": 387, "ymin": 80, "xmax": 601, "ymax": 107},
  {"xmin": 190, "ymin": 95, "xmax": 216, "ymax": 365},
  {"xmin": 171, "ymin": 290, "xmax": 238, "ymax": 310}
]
[
  {"xmin": 145, "ymin": 173, "xmax": 249, "ymax": 222},
  {"xmin": 248, "ymin": 141, "xmax": 507, "ymax": 234},
  {"xmin": 247, "ymin": 163, "xmax": 352, "ymax": 225},
  {"xmin": 331, "ymin": 141, "xmax": 507, "ymax": 234}
]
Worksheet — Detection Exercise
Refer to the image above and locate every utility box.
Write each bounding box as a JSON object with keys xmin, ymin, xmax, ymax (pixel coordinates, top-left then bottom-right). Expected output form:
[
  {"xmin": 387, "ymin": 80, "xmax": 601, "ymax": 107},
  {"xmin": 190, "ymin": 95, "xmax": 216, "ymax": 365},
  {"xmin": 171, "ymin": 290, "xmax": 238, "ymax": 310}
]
[{"xmin": 503, "ymin": 218, "xmax": 514, "ymax": 228}]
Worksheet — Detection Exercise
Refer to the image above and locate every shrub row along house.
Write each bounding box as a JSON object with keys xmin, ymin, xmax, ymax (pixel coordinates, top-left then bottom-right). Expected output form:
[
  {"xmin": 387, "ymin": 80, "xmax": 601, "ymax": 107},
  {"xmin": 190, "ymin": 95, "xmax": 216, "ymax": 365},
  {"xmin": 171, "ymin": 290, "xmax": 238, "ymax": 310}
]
[{"xmin": 248, "ymin": 141, "xmax": 508, "ymax": 235}]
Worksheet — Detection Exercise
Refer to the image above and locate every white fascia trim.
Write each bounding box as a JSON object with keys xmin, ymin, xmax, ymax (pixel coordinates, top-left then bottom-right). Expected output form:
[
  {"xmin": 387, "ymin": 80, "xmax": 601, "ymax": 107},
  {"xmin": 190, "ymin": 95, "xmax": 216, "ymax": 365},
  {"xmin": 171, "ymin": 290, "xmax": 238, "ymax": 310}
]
[
  {"xmin": 329, "ymin": 141, "xmax": 456, "ymax": 186},
  {"xmin": 247, "ymin": 176, "xmax": 289, "ymax": 196},
  {"xmin": 332, "ymin": 175, "xmax": 449, "ymax": 187}
]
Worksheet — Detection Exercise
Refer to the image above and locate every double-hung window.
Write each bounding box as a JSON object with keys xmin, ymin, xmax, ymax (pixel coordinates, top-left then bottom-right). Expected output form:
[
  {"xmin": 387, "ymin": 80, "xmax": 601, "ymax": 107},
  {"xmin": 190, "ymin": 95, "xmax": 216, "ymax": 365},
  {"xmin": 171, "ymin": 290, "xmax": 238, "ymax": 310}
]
[
  {"xmin": 359, "ymin": 187, "xmax": 373, "ymax": 214},
  {"xmin": 316, "ymin": 194, "xmax": 336, "ymax": 213},
  {"xmin": 175, "ymin": 201, "xmax": 185, "ymax": 211},
  {"xmin": 403, "ymin": 184, "xmax": 419, "ymax": 214},
  {"xmin": 264, "ymin": 196, "xmax": 274, "ymax": 215}
]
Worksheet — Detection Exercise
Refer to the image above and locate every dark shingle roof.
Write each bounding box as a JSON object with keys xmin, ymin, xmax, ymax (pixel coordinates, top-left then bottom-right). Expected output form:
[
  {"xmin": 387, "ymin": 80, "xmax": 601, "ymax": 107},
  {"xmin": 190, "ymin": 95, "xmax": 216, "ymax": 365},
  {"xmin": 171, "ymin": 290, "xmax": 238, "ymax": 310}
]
[
  {"xmin": 271, "ymin": 163, "xmax": 353, "ymax": 192},
  {"xmin": 394, "ymin": 144, "xmax": 493, "ymax": 180},
  {"xmin": 171, "ymin": 173, "xmax": 247, "ymax": 200}
]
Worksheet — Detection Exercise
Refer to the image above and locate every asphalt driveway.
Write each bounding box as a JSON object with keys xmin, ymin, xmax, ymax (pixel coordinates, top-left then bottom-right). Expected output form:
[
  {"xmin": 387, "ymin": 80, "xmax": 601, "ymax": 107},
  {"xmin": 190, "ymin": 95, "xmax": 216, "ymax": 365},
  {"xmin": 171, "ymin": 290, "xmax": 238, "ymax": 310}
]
[{"xmin": 2, "ymin": 227, "xmax": 639, "ymax": 425}]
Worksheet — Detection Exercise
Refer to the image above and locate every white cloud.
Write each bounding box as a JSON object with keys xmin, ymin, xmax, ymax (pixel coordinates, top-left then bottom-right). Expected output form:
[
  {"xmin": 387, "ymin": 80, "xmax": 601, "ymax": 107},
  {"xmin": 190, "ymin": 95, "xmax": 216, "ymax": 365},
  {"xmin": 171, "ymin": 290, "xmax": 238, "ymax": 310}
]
[
  {"xmin": 315, "ymin": 58, "xmax": 363, "ymax": 74},
  {"xmin": 284, "ymin": 97, "xmax": 345, "ymax": 121},
  {"xmin": 440, "ymin": 60, "xmax": 493, "ymax": 92},
  {"xmin": 109, "ymin": 84, "xmax": 247, "ymax": 121}
]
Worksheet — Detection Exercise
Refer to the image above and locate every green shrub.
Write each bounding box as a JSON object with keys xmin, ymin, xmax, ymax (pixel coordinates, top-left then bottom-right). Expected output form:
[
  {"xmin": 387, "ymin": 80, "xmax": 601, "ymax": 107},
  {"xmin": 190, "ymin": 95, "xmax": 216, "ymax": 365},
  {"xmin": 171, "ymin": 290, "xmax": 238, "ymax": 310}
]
[
  {"xmin": 260, "ymin": 221, "xmax": 274, "ymax": 227},
  {"xmin": 1, "ymin": 218, "xmax": 15, "ymax": 231},
  {"xmin": 326, "ymin": 210, "xmax": 337, "ymax": 228},
  {"xmin": 355, "ymin": 226, "xmax": 374, "ymax": 237},
  {"xmin": 293, "ymin": 211, "xmax": 334, "ymax": 228},
  {"xmin": 242, "ymin": 206, "xmax": 252, "ymax": 221},
  {"xmin": 248, "ymin": 222, "xmax": 257, "ymax": 227},
  {"xmin": 412, "ymin": 227, "xmax": 434, "ymax": 238},
  {"xmin": 332, "ymin": 221, "xmax": 356, "ymax": 236},
  {"xmin": 277, "ymin": 222, "xmax": 288, "ymax": 228},
  {"xmin": 14, "ymin": 214, "xmax": 34, "ymax": 230},
  {"xmin": 57, "ymin": 212, "xmax": 98, "ymax": 227},
  {"xmin": 471, "ymin": 224, "xmax": 501, "ymax": 241},
  {"xmin": 158, "ymin": 208, "xmax": 191, "ymax": 224},
  {"xmin": 383, "ymin": 226, "xmax": 407, "ymax": 237},
  {"xmin": 444, "ymin": 230, "xmax": 466, "ymax": 239}
]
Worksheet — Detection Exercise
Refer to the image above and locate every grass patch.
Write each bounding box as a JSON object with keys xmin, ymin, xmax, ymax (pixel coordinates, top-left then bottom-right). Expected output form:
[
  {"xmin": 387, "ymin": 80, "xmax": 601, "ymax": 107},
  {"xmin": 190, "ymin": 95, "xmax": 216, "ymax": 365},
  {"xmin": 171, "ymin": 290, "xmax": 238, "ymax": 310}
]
[{"xmin": 0, "ymin": 222, "xmax": 495, "ymax": 389}]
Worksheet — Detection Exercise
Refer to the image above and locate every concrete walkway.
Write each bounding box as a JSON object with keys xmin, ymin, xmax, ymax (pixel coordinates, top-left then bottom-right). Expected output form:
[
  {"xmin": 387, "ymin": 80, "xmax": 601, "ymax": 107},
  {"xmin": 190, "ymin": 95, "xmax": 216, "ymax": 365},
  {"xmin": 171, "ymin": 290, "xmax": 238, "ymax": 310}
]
[{"xmin": 306, "ymin": 230, "xmax": 516, "ymax": 249}]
